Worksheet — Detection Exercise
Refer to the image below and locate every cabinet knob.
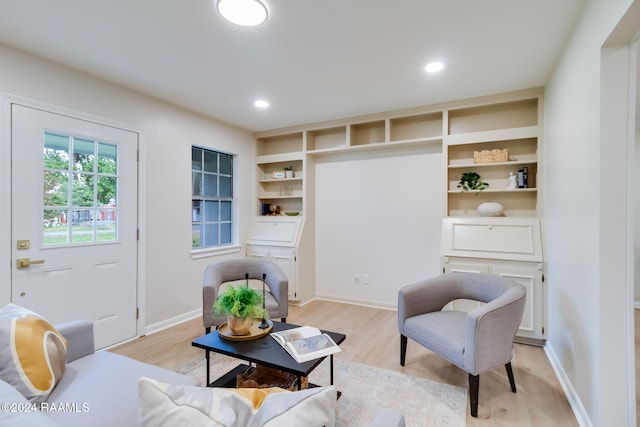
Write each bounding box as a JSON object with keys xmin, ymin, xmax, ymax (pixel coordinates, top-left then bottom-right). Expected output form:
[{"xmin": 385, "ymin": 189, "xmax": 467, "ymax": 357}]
[{"xmin": 488, "ymin": 225, "xmax": 493, "ymax": 230}]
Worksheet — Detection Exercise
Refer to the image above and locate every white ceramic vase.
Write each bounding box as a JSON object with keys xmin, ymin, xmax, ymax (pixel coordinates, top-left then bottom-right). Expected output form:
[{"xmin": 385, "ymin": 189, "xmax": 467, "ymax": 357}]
[{"xmin": 477, "ymin": 202, "xmax": 504, "ymax": 217}]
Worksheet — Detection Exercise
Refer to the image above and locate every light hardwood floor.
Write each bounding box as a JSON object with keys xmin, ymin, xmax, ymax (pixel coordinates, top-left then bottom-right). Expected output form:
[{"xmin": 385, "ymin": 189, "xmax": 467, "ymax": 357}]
[{"xmin": 111, "ymin": 300, "xmax": 578, "ymax": 426}]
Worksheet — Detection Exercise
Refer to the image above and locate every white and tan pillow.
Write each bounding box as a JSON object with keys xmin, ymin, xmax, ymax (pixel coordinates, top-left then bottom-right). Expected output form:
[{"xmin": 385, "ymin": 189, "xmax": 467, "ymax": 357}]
[
  {"xmin": 0, "ymin": 303, "xmax": 67, "ymax": 403},
  {"xmin": 138, "ymin": 377, "xmax": 337, "ymax": 427}
]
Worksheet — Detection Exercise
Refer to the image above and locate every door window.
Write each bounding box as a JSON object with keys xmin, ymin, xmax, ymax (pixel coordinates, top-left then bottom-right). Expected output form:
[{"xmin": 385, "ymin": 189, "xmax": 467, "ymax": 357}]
[{"xmin": 43, "ymin": 132, "xmax": 118, "ymax": 245}]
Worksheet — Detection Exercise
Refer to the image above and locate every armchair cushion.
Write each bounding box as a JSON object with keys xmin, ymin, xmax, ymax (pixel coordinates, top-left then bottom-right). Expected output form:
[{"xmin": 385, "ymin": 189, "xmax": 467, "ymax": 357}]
[{"xmin": 404, "ymin": 311, "xmax": 466, "ymax": 369}]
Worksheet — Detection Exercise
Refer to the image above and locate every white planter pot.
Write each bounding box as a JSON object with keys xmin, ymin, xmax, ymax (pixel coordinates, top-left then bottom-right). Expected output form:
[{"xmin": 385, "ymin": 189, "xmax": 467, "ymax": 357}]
[
  {"xmin": 477, "ymin": 202, "xmax": 504, "ymax": 217},
  {"xmin": 285, "ymin": 170, "xmax": 294, "ymax": 178}
]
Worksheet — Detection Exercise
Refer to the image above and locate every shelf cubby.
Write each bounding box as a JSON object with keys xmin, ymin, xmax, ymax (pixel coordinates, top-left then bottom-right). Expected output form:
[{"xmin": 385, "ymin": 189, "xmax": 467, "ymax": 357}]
[
  {"xmin": 389, "ymin": 112, "xmax": 443, "ymax": 142},
  {"xmin": 306, "ymin": 126, "xmax": 347, "ymax": 151},
  {"xmin": 256, "ymin": 160, "xmax": 303, "ymax": 181},
  {"xmin": 447, "ymin": 190, "xmax": 537, "ymax": 217},
  {"xmin": 350, "ymin": 120, "xmax": 386, "ymax": 146},
  {"xmin": 257, "ymin": 132, "xmax": 303, "ymax": 156},
  {"xmin": 447, "ymin": 137, "xmax": 538, "ymax": 167},
  {"xmin": 448, "ymin": 98, "xmax": 538, "ymax": 135},
  {"xmin": 448, "ymin": 164, "xmax": 537, "ymax": 192},
  {"xmin": 256, "ymin": 197, "xmax": 303, "ymax": 216}
]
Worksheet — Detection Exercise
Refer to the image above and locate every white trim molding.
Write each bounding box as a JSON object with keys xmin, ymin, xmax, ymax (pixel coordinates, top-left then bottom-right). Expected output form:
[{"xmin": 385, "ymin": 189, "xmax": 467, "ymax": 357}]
[{"xmin": 544, "ymin": 342, "xmax": 592, "ymax": 427}]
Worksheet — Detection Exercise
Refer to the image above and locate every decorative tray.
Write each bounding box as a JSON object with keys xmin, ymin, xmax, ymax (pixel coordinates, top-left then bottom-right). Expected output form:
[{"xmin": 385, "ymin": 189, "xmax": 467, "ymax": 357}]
[{"xmin": 218, "ymin": 319, "xmax": 273, "ymax": 341}]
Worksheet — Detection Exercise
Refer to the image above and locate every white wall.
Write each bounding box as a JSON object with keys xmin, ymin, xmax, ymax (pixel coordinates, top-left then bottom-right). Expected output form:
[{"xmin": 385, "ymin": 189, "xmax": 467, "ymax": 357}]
[
  {"xmin": 544, "ymin": 0, "xmax": 635, "ymax": 425},
  {"xmin": 314, "ymin": 145, "xmax": 444, "ymax": 307},
  {"xmin": 0, "ymin": 43, "xmax": 255, "ymax": 329}
]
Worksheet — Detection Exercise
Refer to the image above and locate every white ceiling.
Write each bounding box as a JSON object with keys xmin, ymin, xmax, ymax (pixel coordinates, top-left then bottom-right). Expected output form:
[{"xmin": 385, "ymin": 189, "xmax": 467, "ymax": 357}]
[{"xmin": 0, "ymin": 0, "xmax": 585, "ymax": 132}]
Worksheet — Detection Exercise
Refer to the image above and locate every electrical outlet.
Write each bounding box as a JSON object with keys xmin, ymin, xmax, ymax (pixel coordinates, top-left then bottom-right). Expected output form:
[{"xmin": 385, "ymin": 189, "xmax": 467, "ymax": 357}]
[
  {"xmin": 353, "ymin": 274, "xmax": 360, "ymax": 284},
  {"xmin": 362, "ymin": 274, "xmax": 369, "ymax": 284}
]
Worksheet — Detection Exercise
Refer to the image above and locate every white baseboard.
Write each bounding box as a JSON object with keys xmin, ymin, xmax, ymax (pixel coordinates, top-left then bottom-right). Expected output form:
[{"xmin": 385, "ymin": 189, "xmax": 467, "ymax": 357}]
[
  {"xmin": 314, "ymin": 293, "xmax": 397, "ymax": 311},
  {"xmin": 544, "ymin": 342, "xmax": 592, "ymax": 427},
  {"xmin": 144, "ymin": 307, "xmax": 202, "ymax": 336}
]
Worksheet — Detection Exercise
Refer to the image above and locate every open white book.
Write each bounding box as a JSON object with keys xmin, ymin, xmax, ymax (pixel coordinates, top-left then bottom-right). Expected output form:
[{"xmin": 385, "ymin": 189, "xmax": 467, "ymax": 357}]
[{"xmin": 271, "ymin": 326, "xmax": 341, "ymax": 363}]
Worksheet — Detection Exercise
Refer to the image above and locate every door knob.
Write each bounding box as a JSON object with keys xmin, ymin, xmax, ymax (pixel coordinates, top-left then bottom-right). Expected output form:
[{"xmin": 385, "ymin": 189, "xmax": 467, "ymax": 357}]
[{"xmin": 16, "ymin": 258, "xmax": 45, "ymax": 269}]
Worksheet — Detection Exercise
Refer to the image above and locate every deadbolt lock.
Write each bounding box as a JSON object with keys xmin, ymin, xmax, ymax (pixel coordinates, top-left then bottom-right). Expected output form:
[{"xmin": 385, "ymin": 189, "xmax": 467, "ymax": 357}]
[{"xmin": 16, "ymin": 240, "xmax": 30, "ymax": 250}]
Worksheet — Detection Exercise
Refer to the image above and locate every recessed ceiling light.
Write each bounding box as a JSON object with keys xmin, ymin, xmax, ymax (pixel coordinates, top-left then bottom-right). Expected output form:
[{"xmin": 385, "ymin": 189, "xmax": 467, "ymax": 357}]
[
  {"xmin": 254, "ymin": 100, "xmax": 269, "ymax": 108},
  {"xmin": 425, "ymin": 62, "xmax": 444, "ymax": 73},
  {"xmin": 216, "ymin": 0, "xmax": 268, "ymax": 27}
]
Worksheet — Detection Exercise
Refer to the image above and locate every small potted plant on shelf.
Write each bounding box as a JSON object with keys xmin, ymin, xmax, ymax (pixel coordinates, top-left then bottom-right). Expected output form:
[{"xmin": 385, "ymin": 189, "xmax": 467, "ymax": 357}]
[
  {"xmin": 457, "ymin": 172, "xmax": 489, "ymax": 194},
  {"xmin": 284, "ymin": 166, "xmax": 294, "ymax": 178},
  {"xmin": 213, "ymin": 285, "xmax": 267, "ymax": 336}
]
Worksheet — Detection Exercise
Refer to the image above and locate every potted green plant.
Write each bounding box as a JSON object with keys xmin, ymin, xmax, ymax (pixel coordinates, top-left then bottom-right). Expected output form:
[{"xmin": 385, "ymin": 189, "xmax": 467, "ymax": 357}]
[
  {"xmin": 284, "ymin": 165, "xmax": 294, "ymax": 178},
  {"xmin": 213, "ymin": 285, "xmax": 267, "ymax": 335},
  {"xmin": 457, "ymin": 172, "xmax": 489, "ymax": 194}
]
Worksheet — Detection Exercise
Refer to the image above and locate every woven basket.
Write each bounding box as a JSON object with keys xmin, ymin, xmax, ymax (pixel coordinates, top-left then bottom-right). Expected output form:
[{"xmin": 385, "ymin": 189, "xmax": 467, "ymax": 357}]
[
  {"xmin": 237, "ymin": 364, "xmax": 309, "ymax": 391},
  {"xmin": 473, "ymin": 148, "xmax": 509, "ymax": 163}
]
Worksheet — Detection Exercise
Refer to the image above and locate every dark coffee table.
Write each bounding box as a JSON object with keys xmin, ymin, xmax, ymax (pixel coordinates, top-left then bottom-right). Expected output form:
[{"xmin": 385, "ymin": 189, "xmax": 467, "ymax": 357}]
[{"xmin": 192, "ymin": 321, "xmax": 346, "ymax": 390}]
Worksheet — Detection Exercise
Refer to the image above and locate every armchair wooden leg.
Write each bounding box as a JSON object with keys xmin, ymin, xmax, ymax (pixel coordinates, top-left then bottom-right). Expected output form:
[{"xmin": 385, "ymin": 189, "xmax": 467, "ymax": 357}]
[
  {"xmin": 469, "ymin": 374, "xmax": 479, "ymax": 418},
  {"xmin": 400, "ymin": 335, "xmax": 407, "ymax": 366},
  {"xmin": 505, "ymin": 362, "xmax": 517, "ymax": 393}
]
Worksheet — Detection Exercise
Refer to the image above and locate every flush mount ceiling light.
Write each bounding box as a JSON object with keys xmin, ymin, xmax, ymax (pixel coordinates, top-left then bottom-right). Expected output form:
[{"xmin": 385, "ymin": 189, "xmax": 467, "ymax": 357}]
[
  {"xmin": 254, "ymin": 99, "xmax": 269, "ymax": 108},
  {"xmin": 217, "ymin": 0, "xmax": 268, "ymax": 27},
  {"xmin": 425, "ymin": 62, "xmax": 444, "ymax": 73}
]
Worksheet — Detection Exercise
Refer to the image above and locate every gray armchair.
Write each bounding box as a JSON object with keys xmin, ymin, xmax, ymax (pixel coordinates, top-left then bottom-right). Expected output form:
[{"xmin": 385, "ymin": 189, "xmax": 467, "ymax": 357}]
[
  {"xmin": 202, "ymin": 259, "xmax": 289, "ymax": 385},
  {"xmin": 397, "ymin": 273, "xmax": 526, "ymax": 417},
  {"xmin": 203, "ymin": 259, "xmax": 289, "ymax": 333}
]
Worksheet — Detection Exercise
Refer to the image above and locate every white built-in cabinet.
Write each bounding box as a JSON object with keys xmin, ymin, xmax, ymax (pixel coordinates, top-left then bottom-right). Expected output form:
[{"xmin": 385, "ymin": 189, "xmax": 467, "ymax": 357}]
[
  {"xmin": 441, "ymin": 217, "xmax": 546, "ymax": 344},
  {"xmin": 249, "ymin": 89, "xmax": 546, "ymax": 334},
  {"xmin": 245, "ymin": 217, "xmax": 308, "ymax": 303},
  {"xmin": 246, "ymin": 245, "xmax": 297, "ymax": 300}
]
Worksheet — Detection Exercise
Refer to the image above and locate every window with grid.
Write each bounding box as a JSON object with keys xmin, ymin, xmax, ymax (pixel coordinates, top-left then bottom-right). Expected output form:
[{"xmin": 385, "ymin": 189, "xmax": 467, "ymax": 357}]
[{"xmin": 191, "ymin": 147, "xmax": 234, "ymax": 248}]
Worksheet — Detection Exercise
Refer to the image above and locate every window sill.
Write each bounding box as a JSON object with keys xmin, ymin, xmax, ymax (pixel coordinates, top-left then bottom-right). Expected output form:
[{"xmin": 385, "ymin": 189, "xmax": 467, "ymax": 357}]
[{"xmin": 191, "ymin": 245, "xmax": 242, "ymax": 260}]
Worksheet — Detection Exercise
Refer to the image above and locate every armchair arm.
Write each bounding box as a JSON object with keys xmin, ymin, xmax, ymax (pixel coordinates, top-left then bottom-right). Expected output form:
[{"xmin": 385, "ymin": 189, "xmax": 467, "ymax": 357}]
[
  {"xmin": 262, "ymin": 262, "xmax": 288, "ymax": 318},
  {"xmin": 56, "ymin": 319, "xmax": 95, "ymax": 363},
  {"xmin": 202, "ymin": 265, "xmax": 224, "ymax": 329},
  {"xmin": 464, "ymin": 286, "xmax": 526, "ymax": 375}
]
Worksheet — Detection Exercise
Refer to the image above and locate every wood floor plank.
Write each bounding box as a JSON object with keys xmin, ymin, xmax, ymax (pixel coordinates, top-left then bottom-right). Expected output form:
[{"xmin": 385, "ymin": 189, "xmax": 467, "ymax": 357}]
[{"xmin": 110, "ymin": 299, "xmax": 579, "ymax": 425}]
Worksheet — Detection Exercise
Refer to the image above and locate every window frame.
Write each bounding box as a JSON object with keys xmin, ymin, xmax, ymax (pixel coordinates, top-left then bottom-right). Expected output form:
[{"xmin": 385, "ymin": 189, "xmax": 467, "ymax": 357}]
[{"xmin": 191, "ymin": 145, "xmax": 236, "ymax": 252}]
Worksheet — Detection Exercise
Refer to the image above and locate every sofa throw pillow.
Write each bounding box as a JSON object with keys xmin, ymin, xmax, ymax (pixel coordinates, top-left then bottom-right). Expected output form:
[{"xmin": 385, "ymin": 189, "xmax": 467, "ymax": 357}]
[
  {"xmin": 0, "ymin": 303, "xmax": 67, "ymax": 403},
  {"xmin": 138, "ymin": 377, "xmax": 337, "ymax": 427}
]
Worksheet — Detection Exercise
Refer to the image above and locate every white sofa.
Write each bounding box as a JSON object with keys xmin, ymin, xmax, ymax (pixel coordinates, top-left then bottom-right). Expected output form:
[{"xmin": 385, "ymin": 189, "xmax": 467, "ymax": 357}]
[
  {"xmin": 0, "ymin": 319, "xmax": 199, "ymax": 426},
  {"xmin": 0, "ymin": 319, "xmax": 405, "ymax": 427}
]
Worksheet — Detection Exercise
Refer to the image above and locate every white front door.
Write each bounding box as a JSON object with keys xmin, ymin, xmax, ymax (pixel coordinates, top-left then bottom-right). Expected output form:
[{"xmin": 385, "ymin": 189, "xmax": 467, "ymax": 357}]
[{"xmin": 11, "ymin": 104, "xmax": 138, "ymax": 349}]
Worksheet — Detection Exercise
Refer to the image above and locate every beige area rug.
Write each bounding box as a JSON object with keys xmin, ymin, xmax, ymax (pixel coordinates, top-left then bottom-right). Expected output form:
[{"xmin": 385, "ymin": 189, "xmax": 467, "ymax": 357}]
[{"xmin": 176, "ymin": 353, "xmax": 467, "ymax": 427}]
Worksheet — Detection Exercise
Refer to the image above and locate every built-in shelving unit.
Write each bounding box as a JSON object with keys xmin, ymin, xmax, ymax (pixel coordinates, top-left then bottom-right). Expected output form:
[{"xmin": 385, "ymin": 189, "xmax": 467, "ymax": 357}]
[
  {"xmin": 255, "ymin": 132, "xmax": 304, "ymax": 215},
  {"xmin": 445, "ymin": 96, "xmax": 541, "ymax": 217},
  {"xmin": 250, "ymin": 88, "xmax": 544, "ymax": 309}
]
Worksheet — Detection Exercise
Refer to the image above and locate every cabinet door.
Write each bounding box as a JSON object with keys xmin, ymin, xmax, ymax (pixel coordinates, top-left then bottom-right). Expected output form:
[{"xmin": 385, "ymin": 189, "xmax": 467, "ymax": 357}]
[
  {"xmin": 246, "ymin": 246, "xmax": 269, "ymax": 260},
  {"xmin": 491, "ymin": 265, "xmax": 543, "ymax": 340},
  {"xmin": 269, "ymin": 248, "xmax": 297, "ymax": 300},
  {"xmin": 443, "ymin": 261, "xmax": 490, "ymax": 312}
]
